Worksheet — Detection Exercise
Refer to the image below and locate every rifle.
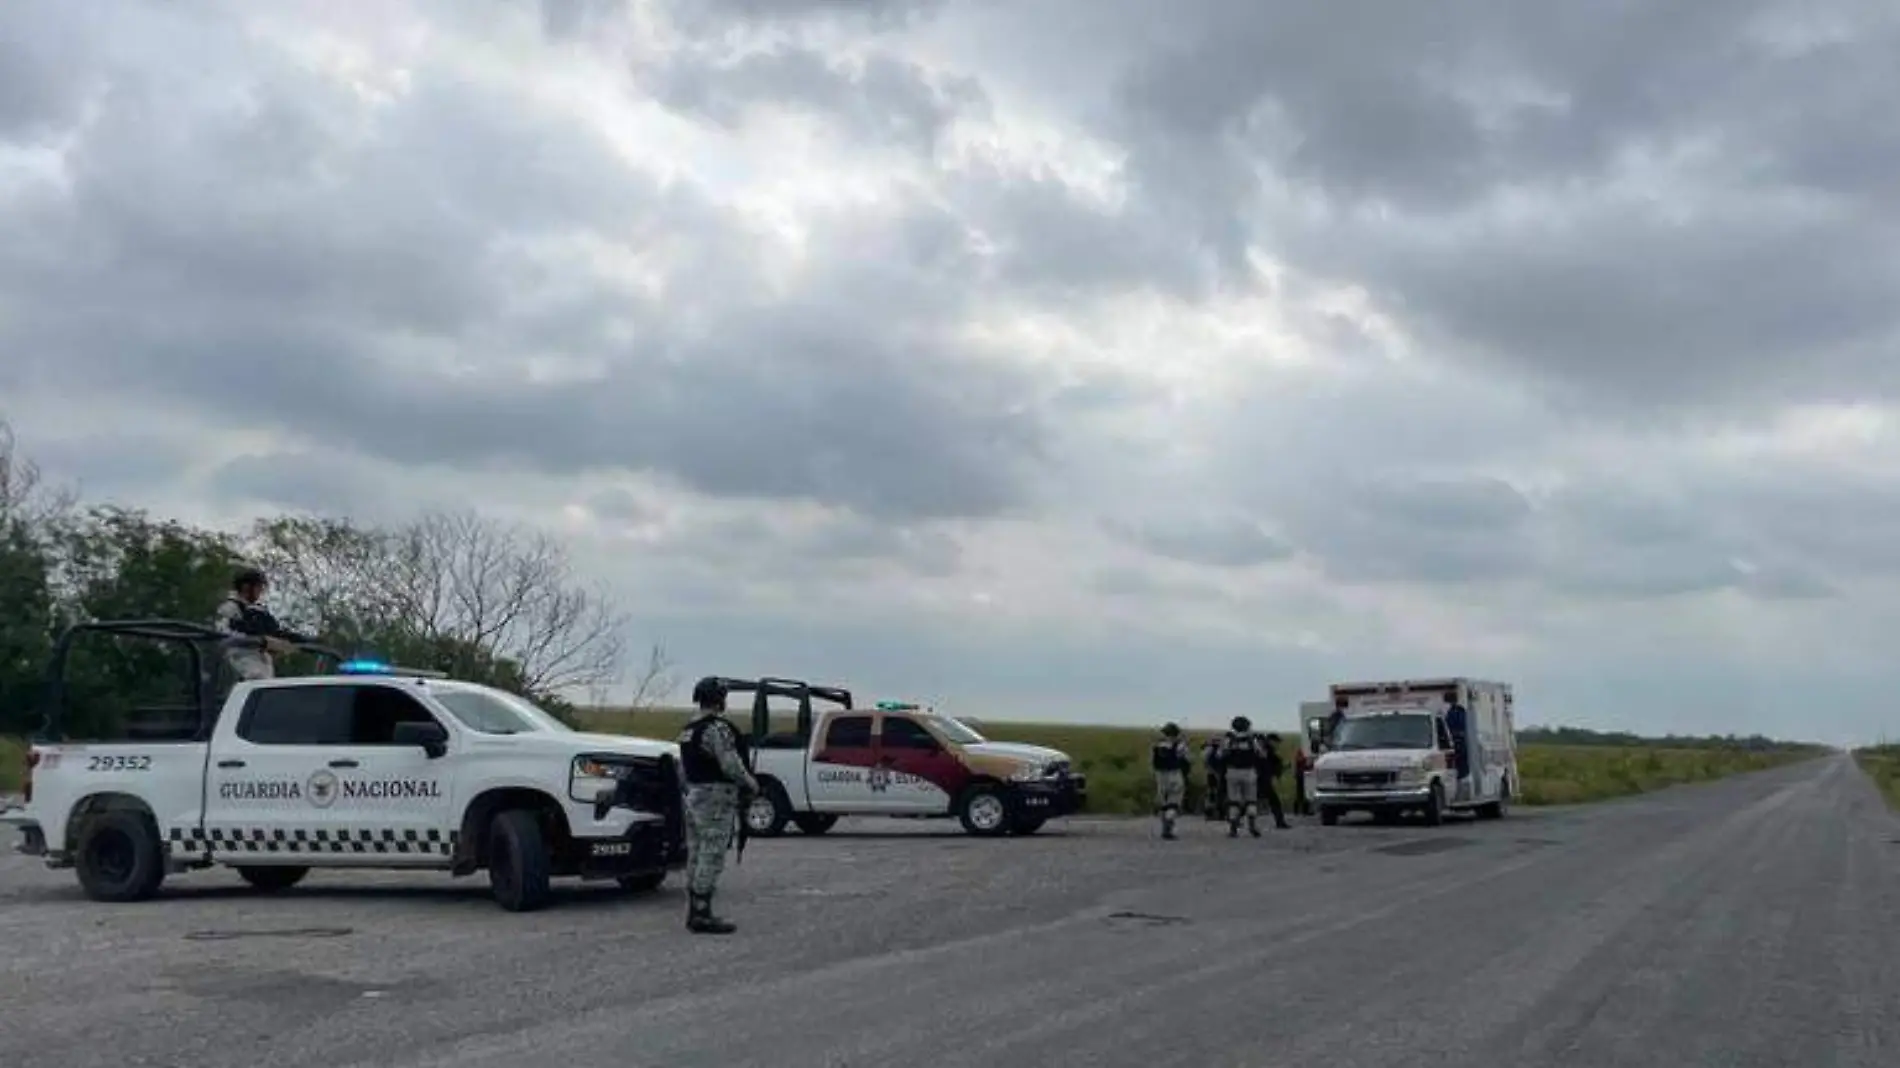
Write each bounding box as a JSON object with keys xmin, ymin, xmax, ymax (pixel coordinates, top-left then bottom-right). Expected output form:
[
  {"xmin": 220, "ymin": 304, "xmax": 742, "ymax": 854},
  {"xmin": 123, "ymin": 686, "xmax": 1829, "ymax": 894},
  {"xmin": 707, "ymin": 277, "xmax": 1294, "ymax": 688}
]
[{"xmin": 734, "ymin": 725, "xmax": 754, "ymax": 865}]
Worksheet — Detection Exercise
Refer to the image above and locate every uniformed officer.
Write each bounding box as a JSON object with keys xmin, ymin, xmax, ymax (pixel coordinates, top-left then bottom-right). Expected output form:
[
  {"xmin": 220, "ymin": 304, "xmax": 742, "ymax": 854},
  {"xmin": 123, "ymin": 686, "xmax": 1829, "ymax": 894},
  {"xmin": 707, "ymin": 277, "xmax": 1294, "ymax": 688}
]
[
  {"xmin": 1150, "ymin": 722, "xmax": 1191, "ymax": 839},
  {"xmin": 212, "ymin": 567, "xmax": 312, "ymax": 681},
  {"xmin": 676, "ymin": 676, "xmax": 760, "ymax": 934},
  {"xmin": 1201, "ymin": 734, "xmax": 1225, "ymax": 820},
  {"xmin": 1260, "ymin": 731, "xmax": 1292, "ymax": 829},
  {"xmin": 1218, "ymin": 715, "xmax": 1267, "ymax": 838}
]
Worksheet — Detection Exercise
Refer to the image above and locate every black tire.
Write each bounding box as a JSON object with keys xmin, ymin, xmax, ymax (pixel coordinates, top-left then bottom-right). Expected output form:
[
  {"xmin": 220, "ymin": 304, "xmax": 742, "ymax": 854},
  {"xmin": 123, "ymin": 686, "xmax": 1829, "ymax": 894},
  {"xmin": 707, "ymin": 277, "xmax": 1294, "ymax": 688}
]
[
  {"xmin": 1010, "ymin": 815, "xmax": 1046, "ymax": 836},
  {"xmin": 1422, "ymin": 781, "xmax": 1446, "ymax": 826},
  {"xmin": 1479, "ymin": 777, "xmax": 1511, "ymax": 820},
  {"xmin": 745, "ymin": 782, "xmax": 792, "ymax": 838},
  {"xmin": 488, "ymin": 809, "xmax": 553, "ymax": 912},
  {"xmin": 616, "ymin": 870, "xmax": 667, "ymax": 893},
  {"xmin": 1319, "ymin": 806, "xmax": 1340, "ymax": 826},
  {"xmin": 74, "ymin": 810, "xmax": 166, "ymax": 903},
  {"xmin": 958, "ymin": 784, "xmax": 1011, "ymax": 837},
  {"xmin": 792, "ymin": 813, "xmax": 838, "ymax": 836},
  {"xmin": 237, "ymin": 866, "xmax": 310, "ymax": 892}
]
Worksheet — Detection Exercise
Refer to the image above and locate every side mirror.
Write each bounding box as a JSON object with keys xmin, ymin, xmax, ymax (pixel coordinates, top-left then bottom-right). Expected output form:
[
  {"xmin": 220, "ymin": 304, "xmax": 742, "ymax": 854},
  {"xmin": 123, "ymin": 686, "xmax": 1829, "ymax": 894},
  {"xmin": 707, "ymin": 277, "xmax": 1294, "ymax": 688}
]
[{"xmin": 393, "ymin": 720, "xmax": 449, "ymax": 759}]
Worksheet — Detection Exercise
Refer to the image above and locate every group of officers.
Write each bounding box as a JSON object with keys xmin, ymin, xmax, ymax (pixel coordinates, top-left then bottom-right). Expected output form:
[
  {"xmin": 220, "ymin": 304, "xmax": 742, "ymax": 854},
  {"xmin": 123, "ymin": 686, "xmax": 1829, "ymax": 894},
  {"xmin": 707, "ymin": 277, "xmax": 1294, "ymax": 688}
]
[{"xmin": 1149, "ymin": 718, "xmax": 1306, "ymax": 839}]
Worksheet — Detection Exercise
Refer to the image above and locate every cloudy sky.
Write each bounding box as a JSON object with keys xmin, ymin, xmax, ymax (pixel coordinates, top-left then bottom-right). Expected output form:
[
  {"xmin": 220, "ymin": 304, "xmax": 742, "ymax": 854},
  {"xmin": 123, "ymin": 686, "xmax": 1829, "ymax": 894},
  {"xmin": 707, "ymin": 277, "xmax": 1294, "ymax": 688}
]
[{"xmin": 3, "ymin": 0, "xmax": 1897, "ymax": 743}]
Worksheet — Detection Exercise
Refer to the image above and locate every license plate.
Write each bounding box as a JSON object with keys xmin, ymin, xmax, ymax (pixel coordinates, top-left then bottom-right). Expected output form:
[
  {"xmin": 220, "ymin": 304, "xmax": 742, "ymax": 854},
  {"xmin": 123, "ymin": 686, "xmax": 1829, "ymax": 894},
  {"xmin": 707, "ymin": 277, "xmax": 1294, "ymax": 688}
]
[
  {"xmin": 1025, "ymin": 796, "xmax": 1048, "ymax": 806},
  {"xmin": 590, "ymin": 841, "xmax": 631, "ymax": 857}
]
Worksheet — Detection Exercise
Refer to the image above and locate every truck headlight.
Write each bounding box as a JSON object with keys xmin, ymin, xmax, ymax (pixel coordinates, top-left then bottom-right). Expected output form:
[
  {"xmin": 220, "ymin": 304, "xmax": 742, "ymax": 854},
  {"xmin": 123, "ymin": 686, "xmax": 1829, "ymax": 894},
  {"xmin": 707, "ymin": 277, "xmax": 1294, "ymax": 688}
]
[
  {"xmin": 570, "ymin": 756, "xmax": 633, "ymax": 803},
  {"xmin": 1008, "ymin": 764, "xmax": 1052, "ymax": 783},
  {"xmin": 1396, "ymin": 768, "xmax": 1423, "ymax": 785}
]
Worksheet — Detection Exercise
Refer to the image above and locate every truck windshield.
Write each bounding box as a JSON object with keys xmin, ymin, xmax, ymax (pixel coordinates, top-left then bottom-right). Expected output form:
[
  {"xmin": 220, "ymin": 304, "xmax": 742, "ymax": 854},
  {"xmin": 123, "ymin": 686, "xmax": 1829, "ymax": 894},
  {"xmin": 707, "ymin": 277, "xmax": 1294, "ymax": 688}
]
[
  {"xmin": 929, "ymin": 716, "xmax": 986, "ymax": 745},
  {"xmin": 1332, "ymin": 713, "xmax": 1435, "ymax": 750},
  {"xmin": 432, "ymin": 688, "xmax": 568, "ymax": 735}
]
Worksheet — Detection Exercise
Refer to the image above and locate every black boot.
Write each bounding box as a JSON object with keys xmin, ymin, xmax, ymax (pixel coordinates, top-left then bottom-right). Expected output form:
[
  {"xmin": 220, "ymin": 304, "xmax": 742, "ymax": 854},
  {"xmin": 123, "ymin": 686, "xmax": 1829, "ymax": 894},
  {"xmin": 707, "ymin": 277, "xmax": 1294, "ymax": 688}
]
[
  {"xmin": 686, "ymin": 891, "xmax": 736, "ymax": 934},
  {"xmin": 1248, "ymin": 816, "xmax": 1261, "ymax": 838}
]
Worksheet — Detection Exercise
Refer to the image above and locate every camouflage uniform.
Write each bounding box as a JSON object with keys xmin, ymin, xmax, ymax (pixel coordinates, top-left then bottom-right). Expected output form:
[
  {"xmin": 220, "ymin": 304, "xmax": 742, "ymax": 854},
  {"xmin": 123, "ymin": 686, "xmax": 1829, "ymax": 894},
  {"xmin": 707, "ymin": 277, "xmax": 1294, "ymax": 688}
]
[
  {"xmin": 677, "ymin": 678, "xmax": 759, "ymax": 935},
  {"xmin": 1150, "ymin": 724, "xmax": 1190, "ymax": 839},
  {"xmin": 1201, "ymin": 736, "xmax": 1225, "ymax": 820},
  {"xmin": 1219, "ymin": 716, "xmax": 1267, "ymax": 838},
  {"xmin": 212, "ymin": 568, "xmax": 312, "ymax": 682}
]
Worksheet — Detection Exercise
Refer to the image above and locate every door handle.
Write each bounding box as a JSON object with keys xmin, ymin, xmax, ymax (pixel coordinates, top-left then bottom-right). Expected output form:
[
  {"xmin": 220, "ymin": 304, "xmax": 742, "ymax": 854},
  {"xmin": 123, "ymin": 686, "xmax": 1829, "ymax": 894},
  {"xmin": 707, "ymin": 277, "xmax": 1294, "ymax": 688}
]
[
  {"xmin": 328, "ymin": 759, "xmax": 359, "ymax": 768},
  {"xmin": 216, "ymin": 759, "xmax": 245, "ymax": 768}
]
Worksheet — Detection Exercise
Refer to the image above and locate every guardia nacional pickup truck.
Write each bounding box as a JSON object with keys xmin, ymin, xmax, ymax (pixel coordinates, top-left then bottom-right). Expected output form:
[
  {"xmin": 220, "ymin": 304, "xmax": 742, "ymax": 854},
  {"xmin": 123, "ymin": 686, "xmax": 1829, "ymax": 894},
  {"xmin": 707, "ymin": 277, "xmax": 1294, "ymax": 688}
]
[
  {"xmin": 3, "ymin": 619, "xmax": 686, "ymax": 912},
  {"xmin": 729, "ymin": 678, "xmax": 1085, "ymax": 838}
]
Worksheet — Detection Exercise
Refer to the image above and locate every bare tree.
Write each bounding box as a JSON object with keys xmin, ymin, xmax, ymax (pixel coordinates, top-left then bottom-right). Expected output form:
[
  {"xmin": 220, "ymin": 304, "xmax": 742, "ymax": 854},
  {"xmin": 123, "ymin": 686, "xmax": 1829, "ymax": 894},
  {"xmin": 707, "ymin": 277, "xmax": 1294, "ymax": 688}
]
[
  {"xmin": 0, "ymin": 418, "xmax": 76, "ymax": 528},
  {"xmin": 624, "ymin": 642, "xmax": 680, "ymax": 710}
]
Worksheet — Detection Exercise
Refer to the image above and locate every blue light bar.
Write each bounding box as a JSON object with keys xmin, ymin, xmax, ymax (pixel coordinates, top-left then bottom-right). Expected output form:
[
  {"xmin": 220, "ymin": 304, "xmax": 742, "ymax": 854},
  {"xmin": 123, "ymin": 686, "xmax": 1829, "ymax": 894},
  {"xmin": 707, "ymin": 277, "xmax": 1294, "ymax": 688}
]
[{"xmin": 337, "ymin": 659, "xmax": 394, "ymax": 675}]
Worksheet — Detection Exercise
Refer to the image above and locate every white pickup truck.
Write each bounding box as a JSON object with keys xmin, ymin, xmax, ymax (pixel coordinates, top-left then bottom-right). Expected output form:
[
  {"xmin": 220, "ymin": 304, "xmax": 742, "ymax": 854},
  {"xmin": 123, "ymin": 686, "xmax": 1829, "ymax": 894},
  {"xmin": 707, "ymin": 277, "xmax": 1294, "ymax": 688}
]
[
  {"xmin": 726, "ymin": 679, "xmax": 1085, "ymax": 838},
  {"xmin": 3, "ymin": 619, "xmax": 687, "ymax": 912},
  {"xmin": 1310, "ymin": 676, "xmax": 1519, "ymax": 826}
]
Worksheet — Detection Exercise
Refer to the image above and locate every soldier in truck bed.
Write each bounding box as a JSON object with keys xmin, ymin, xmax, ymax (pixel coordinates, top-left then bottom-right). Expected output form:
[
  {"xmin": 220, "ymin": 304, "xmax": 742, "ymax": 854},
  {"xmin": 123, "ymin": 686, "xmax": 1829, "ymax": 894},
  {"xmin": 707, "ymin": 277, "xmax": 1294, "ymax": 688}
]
[{"xmin": 213, "ymin": 567, "xmax": 315, "ymax": 681}]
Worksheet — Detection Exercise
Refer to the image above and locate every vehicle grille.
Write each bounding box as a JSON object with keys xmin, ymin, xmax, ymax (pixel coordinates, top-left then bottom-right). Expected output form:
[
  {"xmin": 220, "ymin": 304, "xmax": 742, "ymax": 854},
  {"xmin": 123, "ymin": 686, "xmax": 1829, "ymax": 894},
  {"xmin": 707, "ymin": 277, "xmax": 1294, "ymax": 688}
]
[{"xmin": 1337, "ymin": 771, "xmax": 1396, "ymax": 787}]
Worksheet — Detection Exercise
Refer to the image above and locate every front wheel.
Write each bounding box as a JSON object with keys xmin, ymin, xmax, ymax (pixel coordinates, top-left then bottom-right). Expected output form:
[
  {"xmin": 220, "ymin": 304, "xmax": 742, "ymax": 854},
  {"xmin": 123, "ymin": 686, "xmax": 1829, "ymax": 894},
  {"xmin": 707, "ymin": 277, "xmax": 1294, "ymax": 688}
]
[
  {"xmin": 237, "ymin": 866, "xmax": 310, "ymax": 892},
  {"xmin": 488, "ymin": 809, "xmax": 553, "ymax": 912},
  {"xmin": 1319, "ymin": 806, "xmax": 1340, "ymax": 826},
  {"xmin": 959, "ymin": 785, "xmax": 1011, "ymax": 837},
  {"xmin": 1422, "ymin": 782, "xmax": 1446, "ymax": 826},
  {"xmin": 75, "ymin": 811, "xmax": 166, "ymax": 903}
]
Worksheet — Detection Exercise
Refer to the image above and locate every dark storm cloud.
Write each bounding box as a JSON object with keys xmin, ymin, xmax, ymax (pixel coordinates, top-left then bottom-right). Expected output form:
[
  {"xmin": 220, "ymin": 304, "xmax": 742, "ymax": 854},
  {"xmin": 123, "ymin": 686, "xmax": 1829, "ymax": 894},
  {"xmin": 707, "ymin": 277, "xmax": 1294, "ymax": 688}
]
[
  {"xmin": 0, "ymin": 4, "xmax": 1053, "ymax": 523},
  {"xmin": 1087, "ymin": 0, "xmax": 1900, "ymax": 410}
]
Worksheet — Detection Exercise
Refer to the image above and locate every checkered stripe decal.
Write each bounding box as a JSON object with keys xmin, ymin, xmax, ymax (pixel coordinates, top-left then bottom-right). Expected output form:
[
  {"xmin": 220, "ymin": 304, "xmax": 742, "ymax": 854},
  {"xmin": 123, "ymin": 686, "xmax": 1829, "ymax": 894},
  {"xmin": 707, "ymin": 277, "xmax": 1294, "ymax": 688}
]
[{"xmin": 167, "ymin": 826, "xmax": 457, "ymax": 856}]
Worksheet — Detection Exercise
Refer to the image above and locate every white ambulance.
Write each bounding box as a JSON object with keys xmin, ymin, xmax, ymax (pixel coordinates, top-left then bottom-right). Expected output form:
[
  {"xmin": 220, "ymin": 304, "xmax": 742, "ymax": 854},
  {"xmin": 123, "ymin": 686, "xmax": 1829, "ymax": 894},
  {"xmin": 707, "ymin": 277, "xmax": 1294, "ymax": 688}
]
[{"xmin": 1309, "ymin": 677, "xmax": 1518, "ymax": 826}]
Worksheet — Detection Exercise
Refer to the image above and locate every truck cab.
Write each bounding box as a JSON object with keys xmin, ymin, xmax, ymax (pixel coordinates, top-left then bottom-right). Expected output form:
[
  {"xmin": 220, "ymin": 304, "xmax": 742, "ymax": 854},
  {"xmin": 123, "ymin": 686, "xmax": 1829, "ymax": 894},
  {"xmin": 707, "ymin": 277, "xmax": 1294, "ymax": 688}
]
[
  {"xmin": 731, "ymin": 679, "xmax": 1084, "ymax": 838},
  {"xmin": 4, "ymin": 619, "xmax": 686, "ymax": 911},
  {"xmin": 1310, "ymin": 677, "xmax": 1518, "ymax": 826}
]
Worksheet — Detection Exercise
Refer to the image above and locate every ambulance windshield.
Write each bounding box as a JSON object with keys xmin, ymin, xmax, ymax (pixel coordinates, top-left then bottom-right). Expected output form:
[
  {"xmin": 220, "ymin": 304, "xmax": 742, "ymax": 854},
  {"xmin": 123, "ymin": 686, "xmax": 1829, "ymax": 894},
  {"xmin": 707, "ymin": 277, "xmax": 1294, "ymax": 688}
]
[{"xmin": 1332, "ymin": 713, "xmax": 1435, "ymax": 751}]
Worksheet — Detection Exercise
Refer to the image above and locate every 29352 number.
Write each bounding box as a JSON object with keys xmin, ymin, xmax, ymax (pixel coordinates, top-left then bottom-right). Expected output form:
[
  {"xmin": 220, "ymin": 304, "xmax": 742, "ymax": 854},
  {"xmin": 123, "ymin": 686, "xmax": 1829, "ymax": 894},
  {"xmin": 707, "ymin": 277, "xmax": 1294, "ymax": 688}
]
[{"xmin": 87, "ymin": 755, "xmax": 152, "ymax": 772}]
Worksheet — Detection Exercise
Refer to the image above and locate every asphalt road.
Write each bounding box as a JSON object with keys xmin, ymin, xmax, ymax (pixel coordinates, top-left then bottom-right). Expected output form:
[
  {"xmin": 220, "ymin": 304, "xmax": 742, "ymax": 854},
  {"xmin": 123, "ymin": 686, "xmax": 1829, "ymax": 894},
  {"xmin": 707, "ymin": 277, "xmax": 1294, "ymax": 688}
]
[{"xmin": 2, "ymin": 754, "xmax": 1897, "ymax": 1067}]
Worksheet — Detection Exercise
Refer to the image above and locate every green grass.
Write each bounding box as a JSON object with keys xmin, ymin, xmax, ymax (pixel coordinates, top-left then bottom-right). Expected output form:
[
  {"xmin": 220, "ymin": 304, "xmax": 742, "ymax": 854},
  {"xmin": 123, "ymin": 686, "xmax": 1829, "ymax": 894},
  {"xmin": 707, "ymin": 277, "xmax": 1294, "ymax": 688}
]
[
  {"xmin": 1853, "ymin": 745, "xmax": 1900, "ymax": 810},
  {"xmin": 573, "ymin": 709, "xmax": 1822, "ymax": 816},
  {"xmin": 0, "ymin": 736, "xmax": 23, "ymax": 794}
]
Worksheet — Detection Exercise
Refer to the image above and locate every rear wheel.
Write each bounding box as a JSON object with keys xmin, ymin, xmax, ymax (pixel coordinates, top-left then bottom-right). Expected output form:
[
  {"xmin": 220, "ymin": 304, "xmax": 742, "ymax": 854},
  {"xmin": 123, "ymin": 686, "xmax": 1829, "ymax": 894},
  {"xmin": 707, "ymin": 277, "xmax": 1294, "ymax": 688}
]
[
  {"xmin": 745, "ymin": 783, "xmax": 792, "ymax": 838},
  {"xmin": 237, "ymin": 866, "xmax": 309, "ymax": 892},
  {"xmin": 74, "ymin": 811, "xmax": 166, "ymax": 903},
  {"xmin": 616, "ymin": 870, "xmax": 667, "ymax": 893},
  {"xmin": 488, "ymin": 809, "xmax": 553, "ymax": 912},
  {"xmin": 792, "ymin": 813, "xmax": 838, "ymax": 836},
  {"xmin": 959, "ymin": 785, "xmax": 1010, "ymax": 837},
  {"xmin": 1479, "ymin": 777, "xmax": 1511, "ymax": 820}
]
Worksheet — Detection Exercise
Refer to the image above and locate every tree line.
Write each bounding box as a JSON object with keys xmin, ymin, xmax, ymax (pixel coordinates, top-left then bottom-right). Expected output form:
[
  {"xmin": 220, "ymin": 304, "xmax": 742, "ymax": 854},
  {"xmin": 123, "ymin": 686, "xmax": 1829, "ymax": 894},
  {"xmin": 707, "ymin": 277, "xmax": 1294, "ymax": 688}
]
[{"xmin": 0, "ymin": 418, "xmax": 675, "ymax": 739}]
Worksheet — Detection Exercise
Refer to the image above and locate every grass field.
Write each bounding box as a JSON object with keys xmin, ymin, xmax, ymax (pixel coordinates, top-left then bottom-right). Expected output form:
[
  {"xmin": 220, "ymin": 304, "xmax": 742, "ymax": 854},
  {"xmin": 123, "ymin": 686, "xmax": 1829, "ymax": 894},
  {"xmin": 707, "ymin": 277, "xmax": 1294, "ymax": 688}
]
[
  {"xmin": 572, "ymin": 708, "xmax": 1822, "ymax": 816},
  {"xmin": 1852, "ymin": 745, "xmax": 1900, "ymax": 810}
]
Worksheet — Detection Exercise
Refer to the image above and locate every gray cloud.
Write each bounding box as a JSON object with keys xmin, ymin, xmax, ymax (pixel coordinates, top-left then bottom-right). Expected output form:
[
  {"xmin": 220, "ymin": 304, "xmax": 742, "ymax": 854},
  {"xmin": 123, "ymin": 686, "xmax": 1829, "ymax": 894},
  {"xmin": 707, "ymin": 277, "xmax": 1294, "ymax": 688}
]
[{"xmin": 5, "ymin": 0, "xmax": 1897, "ymax": 741}]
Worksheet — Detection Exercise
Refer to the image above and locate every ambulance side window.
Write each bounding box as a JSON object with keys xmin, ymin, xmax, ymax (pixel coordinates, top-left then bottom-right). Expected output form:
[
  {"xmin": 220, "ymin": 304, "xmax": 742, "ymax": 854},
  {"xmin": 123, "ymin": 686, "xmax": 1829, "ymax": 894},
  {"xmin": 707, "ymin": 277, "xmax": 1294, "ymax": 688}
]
[
  {"xmin": 824, "ymin": 715, "xmax": 872, "ymax": 749},
  {"xmin": 1435, "ymin": 719, "xmax": 1455, "ymax": 750},
  {"xmin": 237, "ymin": 688, "xmax": 353, "ymax": 746}
]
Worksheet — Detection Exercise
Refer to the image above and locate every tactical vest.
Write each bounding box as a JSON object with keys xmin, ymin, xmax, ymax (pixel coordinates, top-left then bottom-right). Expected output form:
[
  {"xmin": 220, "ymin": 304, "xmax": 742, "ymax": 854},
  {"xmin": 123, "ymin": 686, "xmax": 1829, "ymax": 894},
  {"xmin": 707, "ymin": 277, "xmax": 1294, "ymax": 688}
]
[
  {"xmin": 678, "ymin": 716, "xmax": 741, "ymax": 785},
  {"xmin": 1222, "ymin": 732, "xmax": 1260, "ymax": 770},
  {"xmin": 1151, "ymin": 740, "xmax": 1187, "ymax": 772}
]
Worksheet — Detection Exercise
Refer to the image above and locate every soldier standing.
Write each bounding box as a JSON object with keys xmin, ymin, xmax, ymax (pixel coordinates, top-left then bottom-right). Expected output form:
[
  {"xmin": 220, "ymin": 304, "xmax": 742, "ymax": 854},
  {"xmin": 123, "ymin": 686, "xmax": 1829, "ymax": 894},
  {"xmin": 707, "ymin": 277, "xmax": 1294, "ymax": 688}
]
[
  {"xmin": 1201, "ymin": 734, "xmax": 1225, "ymax": 821},
  {"xmin": 676, "ymin": 676, "xmax": 760, "ymax": 935},
  {"xmin": 212, "ymin": 567, "xmax": 312, "ymax": 681},
  {"xmin": 1260, "ymin": 732, "xmax": 1292, "ymax": 829},
  {"xmin": 1219, "ymin": 715, "xmax": 1267, "ymax": 838},
  {"xmin": 1150, "ymin": 722, "xmax": 1191, "ymax": 839}
]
